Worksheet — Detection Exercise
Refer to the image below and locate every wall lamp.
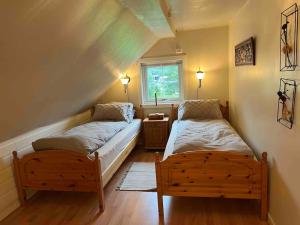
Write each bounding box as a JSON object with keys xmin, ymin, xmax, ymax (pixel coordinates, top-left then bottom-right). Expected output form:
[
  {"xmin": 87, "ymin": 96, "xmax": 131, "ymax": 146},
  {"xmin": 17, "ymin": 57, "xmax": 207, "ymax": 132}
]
[
  {"xmin": 196, "ymin": 68, "xmax": 205, "ymax": 88},
  {"xmin": 120, "ymin": 74, "xmax": 131, "ymax": 94}
]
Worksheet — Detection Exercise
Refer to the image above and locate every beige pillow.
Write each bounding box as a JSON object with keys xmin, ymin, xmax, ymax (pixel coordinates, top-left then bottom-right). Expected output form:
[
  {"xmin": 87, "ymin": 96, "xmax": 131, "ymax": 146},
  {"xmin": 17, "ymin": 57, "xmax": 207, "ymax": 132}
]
[
  {"xmin": 110, "ymin": 102, "xmax": 135, "ymax": 122},
  {"xmin": 32, "ymin": 135, "xmax": 101, "ymax": 154},
  {"xmin": 178, "ymin": 99, "xmax": 223, "ymax": 120},
  {"xmin": 92, "ymin": 104, "xmax": 129, "ymax": 122},
  {"xmin": 110, "ymin": 102, "xmax": 133, "ymax": 111}
]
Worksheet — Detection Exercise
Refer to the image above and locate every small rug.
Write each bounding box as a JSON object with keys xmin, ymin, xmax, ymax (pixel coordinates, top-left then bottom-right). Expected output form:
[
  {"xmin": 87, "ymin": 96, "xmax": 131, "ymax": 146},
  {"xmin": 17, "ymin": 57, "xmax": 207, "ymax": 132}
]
[{"xmin": 117, "ymin": 162, "xmax": 157, "ymax": 191}]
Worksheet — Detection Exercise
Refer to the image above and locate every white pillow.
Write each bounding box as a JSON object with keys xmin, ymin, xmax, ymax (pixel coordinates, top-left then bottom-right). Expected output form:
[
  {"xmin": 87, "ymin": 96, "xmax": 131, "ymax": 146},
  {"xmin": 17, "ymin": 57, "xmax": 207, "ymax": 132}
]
[
  {"xmin": 92, "ymin": 104, "xmax": 130, "ymax": 122},
  {"xmin": 178, "ymin": 99, "xmax": 223, "ymax": 120}
]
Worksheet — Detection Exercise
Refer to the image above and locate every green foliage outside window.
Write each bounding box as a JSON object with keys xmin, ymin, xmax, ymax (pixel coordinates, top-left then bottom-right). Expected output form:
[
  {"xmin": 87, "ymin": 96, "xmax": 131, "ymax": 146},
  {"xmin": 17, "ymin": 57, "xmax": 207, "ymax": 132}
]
[{"xmin": 146, "ymin": 64, "xmax": 180, "ymax": 101}]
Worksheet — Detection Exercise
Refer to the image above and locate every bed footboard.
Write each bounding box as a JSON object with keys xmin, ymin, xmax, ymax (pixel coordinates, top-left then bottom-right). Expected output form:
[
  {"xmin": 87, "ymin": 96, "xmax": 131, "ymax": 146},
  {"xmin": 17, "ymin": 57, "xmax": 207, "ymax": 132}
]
[
  {"xmin": 13, "ymin": 150, "xmax": 104, "ymax": 212},
  {"xmin": 155, "ymin": 151, "xmax": 268, "ymax": 223}
]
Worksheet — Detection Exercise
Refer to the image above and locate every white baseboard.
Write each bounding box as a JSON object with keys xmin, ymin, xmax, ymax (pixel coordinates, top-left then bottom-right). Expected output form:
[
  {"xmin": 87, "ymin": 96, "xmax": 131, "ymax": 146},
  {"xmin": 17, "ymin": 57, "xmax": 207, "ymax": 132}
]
[
  {"xmin": 0, "ymin": 110, "xmax": 91, "ymax": 222},
  {"xmin": 268, "ymin": 213, "xmax": 276, "ymax": 225}
]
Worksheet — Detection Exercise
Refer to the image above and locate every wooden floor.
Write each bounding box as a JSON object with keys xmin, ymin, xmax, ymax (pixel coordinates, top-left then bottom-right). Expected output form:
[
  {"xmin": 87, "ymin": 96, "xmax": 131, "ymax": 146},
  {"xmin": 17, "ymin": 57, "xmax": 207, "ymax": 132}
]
[{"xmin": 1, "ymin": 147, "xmax": 268, "ymax": 225}]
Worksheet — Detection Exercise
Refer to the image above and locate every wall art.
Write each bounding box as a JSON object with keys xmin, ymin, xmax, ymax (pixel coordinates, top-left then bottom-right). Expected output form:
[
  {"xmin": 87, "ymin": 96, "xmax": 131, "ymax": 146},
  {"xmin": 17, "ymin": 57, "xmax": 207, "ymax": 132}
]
[
  {"xmin": 235, "ymin": 37, "xmax": 255, "ymax": 66},
  {"xmin": 277, "ymin": 78, "xmax": 297, "ymax": 129},
  {"xmin": 280, "ymin": 4, "xmax": 298, "ymax": 71}
]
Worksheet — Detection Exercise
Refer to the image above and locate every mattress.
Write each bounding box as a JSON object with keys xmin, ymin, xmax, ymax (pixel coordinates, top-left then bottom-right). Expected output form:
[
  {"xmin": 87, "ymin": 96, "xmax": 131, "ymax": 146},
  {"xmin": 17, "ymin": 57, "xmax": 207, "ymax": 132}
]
[
  {"xmin": 90, "ymin": 119, "xmax": 141, "ymax": 172},
  {"xmin": 163, "ymin": 120, "xmax": 178, "ymax": 160},
  {"xmin": 164, "ymin": 119, "xmax": 254, "ymax": 159}
]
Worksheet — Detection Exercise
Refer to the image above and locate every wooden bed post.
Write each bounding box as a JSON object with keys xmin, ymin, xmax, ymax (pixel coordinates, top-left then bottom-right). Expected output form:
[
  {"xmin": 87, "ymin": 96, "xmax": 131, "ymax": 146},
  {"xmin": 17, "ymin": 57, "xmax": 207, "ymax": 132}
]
[
  {"xmin": 226, "ymin": 101, "xmax": 229, "ymax": 108},
  {"xmin": 94, "ymin": 152, "xmax": 105, "ymax": 213},
  {"xmin": 140, "ymin": 104, "xmax": 144, "ymax": 119},
  {"xmin": 170, "ymin": 104, "xmax": 174, "ymax": 124},
  {"xmin": 12, "ymin": 151, "xmax": 27, "ymax": 206},
  {"xmin": 260, "ymin": 152, "xmax": 268, "ymax": 221},
  {"xmin": 224, "ymin": 101, "xmax": 229, "ymax": 121},
  {"xmin": 155, "ymin": 153, "xmax": 164, "ymax": 225}
]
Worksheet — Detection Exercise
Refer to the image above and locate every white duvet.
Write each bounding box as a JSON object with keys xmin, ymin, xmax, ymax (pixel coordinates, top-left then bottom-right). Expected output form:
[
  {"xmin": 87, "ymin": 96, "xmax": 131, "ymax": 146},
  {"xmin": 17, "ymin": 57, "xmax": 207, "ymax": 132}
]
[
  {"xmin": 173, "ymin": 119, "xmax": 253, "ymax": 155},
  {"xmin": 33, "ymin": 121, "xmax": 128, "ymax": 154}
]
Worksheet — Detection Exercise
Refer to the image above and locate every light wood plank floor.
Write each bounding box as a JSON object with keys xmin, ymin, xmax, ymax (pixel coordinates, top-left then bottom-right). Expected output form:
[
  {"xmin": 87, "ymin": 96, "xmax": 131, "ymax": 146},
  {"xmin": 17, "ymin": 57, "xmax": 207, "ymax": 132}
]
[{"xmin": 1, "ymin": 147, "xmax": 268, "ymax": 225}]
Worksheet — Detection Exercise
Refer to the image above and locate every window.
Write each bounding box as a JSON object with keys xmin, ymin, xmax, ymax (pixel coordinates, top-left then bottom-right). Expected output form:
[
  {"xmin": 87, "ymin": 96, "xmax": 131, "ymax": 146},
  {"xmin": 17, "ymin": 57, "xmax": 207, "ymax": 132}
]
[{"xmin": 141, "ymin": 60, "xmax": 183, "ymax": 104}]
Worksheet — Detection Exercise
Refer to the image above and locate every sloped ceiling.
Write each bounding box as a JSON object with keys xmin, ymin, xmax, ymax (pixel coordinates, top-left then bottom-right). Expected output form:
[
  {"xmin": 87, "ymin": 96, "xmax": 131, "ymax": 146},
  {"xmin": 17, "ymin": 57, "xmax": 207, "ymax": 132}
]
[
  {"xmin": 0, "ymin": 0, "xmax": 160, "ymax": 142},
  {"xmin": 167, "ymin": 0, "xmax": 247, "ymax": 30},
  {"xmin": 119, "ymin": 0, "xmax": 175, "ymax": 38}
]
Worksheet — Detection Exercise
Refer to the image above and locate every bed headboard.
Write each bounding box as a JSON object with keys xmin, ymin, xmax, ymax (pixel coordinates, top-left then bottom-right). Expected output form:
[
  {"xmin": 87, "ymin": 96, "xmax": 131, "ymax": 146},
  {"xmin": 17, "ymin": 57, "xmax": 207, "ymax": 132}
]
[
  {"xmin": 170, "ymin": 101, "xmax": 229, "ymax": 123},
  {"xmin": 134, "ymin": 106, "xmax": 144, "ymax": 119}
]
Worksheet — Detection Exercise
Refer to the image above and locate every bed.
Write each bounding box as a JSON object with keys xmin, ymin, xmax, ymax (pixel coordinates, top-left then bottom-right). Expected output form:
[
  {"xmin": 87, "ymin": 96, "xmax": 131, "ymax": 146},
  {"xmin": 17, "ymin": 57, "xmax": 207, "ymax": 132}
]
[
  {"xmin": 12, "ymin": 104, "xmax": 143, "ymax": 213},
  {"xmin": 155, "ymin": 101, "xmax": 268, "ymax": 224}
]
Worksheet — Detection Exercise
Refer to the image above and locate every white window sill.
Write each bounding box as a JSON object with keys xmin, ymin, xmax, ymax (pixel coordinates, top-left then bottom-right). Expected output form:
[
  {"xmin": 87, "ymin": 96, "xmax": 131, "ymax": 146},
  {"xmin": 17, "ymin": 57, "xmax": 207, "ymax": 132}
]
[{"xmin": 141, "ymin": 103, "xmax": 180, "ymax": 109}]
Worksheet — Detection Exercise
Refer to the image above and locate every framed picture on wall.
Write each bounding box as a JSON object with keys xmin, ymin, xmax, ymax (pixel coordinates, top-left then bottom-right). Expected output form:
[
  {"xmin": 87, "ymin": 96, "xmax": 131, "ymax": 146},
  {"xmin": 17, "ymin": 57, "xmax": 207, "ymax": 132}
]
[{"xmin": 235, "ymin": 37, "xmax": 255, "ymax": 66}]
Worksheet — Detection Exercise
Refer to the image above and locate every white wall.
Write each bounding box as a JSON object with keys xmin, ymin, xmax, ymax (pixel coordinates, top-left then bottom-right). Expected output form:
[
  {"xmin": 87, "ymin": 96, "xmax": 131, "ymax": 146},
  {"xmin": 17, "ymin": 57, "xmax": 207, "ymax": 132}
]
[
  {"xmin": 229, "ymin": 0, "xmax": 300, "ymax": 224},
  {"xmin": 99, "ymin": 26, "xmax": 229, "ymax": 106}
]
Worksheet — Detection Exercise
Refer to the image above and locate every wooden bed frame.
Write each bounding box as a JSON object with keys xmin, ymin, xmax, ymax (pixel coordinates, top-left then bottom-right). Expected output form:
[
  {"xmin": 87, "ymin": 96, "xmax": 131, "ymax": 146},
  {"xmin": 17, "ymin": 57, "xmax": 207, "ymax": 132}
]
[
  {"xmin": 12, "ymin": 107, "xmax": 143, "ymax": 213},
  {"xmin": 155, "ymin": 102, "xmax": 268, "ymax": 224}
]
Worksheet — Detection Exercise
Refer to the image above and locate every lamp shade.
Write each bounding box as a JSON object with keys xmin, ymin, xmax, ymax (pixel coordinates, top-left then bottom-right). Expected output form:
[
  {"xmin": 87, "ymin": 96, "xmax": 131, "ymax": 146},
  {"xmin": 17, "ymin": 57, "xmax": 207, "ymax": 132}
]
[
  {"xmin": 196, "ymin": 70, "xmax": 205, "ymax": 80},
  {"xmin": 120, "ymin": 74, "xmax": 130, "ymax": 85}
]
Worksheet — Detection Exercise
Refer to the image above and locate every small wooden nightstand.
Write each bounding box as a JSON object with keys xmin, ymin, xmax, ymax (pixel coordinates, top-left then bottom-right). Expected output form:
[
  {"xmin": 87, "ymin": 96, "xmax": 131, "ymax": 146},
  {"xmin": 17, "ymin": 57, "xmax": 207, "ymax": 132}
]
[{"xmin": 143, "ymin": 117, "xmax": 169, "ymax": 150}]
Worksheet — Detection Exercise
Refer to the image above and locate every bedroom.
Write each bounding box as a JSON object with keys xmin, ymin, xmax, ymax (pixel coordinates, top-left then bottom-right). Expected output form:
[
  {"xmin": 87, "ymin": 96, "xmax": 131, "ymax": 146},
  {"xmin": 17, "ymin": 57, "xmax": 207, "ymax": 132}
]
[{"xmin": 0, "ymin": 0, "xmax": 299, "ymax": 225}]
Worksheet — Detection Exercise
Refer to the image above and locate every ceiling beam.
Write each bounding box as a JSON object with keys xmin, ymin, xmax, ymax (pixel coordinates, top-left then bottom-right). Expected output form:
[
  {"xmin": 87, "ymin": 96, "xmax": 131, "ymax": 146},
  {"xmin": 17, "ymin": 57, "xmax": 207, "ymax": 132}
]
[{"xmin": 119, "ymin": 0, "xmax": 175, "ymax": 38}]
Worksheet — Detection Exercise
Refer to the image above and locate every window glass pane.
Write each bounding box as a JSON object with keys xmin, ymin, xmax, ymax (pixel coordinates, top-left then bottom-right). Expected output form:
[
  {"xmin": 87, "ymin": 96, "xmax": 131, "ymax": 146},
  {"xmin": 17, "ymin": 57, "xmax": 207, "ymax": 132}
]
[{"xmin": 146, "ymin": 64, "xmax": 180, "ymax": 101}]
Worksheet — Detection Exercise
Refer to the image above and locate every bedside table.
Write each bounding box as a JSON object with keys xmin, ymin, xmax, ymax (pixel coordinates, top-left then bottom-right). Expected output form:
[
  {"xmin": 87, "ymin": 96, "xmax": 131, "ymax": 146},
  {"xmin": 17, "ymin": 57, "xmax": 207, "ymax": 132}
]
[{"xmin": 143, "ymin": 117, "xmax": 169, "ymax": 150}]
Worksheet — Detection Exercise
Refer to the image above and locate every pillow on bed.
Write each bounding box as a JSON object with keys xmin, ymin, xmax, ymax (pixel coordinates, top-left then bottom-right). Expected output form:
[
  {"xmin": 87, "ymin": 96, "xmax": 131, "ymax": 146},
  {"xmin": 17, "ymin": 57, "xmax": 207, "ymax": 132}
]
[
  {"xmin": 110, "ymin": 102, "xmax": 135, "ymax": 122},
  {"xmin": 32, "ymin": 135, "xmax": 102, "ymax": 154},
  {"xmin": 92, "ymin": 104, "xmax": 130, "ymax": 122},
  {"xmin": 128, "ymin": 109, "xmax": 135, "ymax": 122},
  {"xmin": 178, "ymin": 99, "xmax": 223, "ymax": 120},
  {"xmin": 110, "ymin": 102, "xmax": 133, "ymax": 111}
]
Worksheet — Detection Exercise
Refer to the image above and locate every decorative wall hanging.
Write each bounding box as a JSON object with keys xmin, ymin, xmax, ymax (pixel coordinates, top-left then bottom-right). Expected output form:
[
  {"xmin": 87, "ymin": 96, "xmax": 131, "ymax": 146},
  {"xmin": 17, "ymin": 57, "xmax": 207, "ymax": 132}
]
[
  {"xmin": 280, "ymin": 4, "xmax": 298, "ymax": 71},
  {"xmin": 235, "ymin": 37, "xmax": 255, "ymax": 66},
  {"xmin": 277, "ymin": 78, "xmax": 297, "ymax": 129}
]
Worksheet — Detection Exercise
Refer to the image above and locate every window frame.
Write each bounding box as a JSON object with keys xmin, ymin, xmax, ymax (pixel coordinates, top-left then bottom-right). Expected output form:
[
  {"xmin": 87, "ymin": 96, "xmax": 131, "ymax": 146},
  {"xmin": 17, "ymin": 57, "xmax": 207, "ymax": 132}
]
[{"xmin": 140, "ymin": 56, "xmax": 185, "ymax": 105}]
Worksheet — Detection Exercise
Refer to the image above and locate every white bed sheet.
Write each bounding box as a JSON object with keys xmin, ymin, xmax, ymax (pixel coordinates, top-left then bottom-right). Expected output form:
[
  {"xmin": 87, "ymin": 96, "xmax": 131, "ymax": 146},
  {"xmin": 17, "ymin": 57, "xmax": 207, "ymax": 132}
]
[
  {"xmin": 164, "ymin": 120, "xmax": 255, "ymax": 160},
  {"xmin": 90, "ymin": 119, "xmax": 141, "ymax": 172}
]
